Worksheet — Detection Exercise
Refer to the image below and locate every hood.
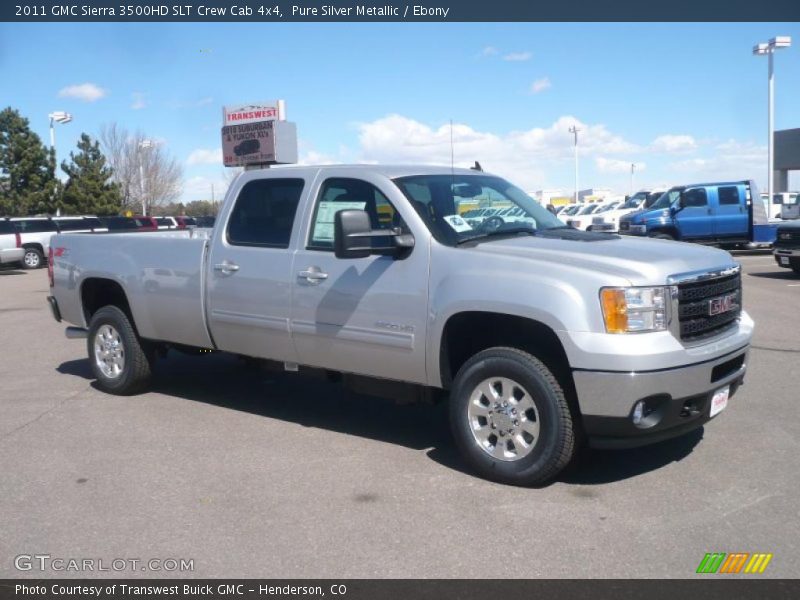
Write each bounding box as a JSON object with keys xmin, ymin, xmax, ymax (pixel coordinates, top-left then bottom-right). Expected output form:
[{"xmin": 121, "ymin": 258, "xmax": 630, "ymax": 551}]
[
  {"xmin": 462, "ymin": 233, "xmax": 735, "ymax": 286},
  {"xmin": 621, "ymin": 207, "xmax": 671, "ymax": 224}
]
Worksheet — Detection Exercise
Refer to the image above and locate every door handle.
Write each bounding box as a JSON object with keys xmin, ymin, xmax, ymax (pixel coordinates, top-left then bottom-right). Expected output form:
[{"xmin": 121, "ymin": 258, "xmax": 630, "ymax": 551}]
[
  {"xmin": 213, "ymin": 261, "xmax": 240, "ymax": 274},
  {"xmin": 298, "ymin": 267, "xmax": 328, "ymax": 284}
]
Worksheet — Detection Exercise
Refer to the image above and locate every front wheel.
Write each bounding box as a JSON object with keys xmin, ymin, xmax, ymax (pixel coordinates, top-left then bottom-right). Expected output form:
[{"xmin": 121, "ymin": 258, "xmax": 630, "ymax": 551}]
[
  {"xmin": 449, "ymin": 347, "xmax": 577, "ymax": 486},
  {"xmin": 650, "ymin": 233, "xmax": 675, "ymax": 241},
  {"xmin": 87, "ymin": 306, "xmax": 153, "ymax": 395}
]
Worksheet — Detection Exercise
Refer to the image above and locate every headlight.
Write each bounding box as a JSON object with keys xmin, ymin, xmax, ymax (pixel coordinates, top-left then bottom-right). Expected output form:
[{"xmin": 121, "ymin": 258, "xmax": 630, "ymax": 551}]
[
  {"xmin": 629, "ymin": 224, "xmax": 647, "ymax": 234},
  {"xmin": 600, "ymin": 287, "xmax": 667, "ymax": 333}
]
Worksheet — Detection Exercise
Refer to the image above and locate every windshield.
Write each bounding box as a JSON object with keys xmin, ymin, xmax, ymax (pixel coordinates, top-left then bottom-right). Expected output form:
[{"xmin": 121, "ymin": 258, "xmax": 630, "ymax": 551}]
[
  {"xmin": 393, "ymin": 174, "xmax": 564, "ymax": 246},
  {"xmin": 622, "ymin": 192, "xmax": 648, "ymax": 209},
  {"xmin": 578, "ymin": 204, "xmax": 599, "ymax": 215},
  {"xmin": 561, "ymin": 205, "xmax": 580, "ymax": 216},
  {"xmin": 596, "ymin": 202, "xmax": 619, "ymax": 214},
  {"xmin": 650, "ymin": 188, "xmax": 681, "ymax": 210}
]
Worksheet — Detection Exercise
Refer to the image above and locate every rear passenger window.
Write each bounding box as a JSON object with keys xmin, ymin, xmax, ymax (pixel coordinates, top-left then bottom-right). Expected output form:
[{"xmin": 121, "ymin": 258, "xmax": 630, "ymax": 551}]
[
  {"xmin": 683, "ymin": 188, "xmax": 708, "ymax": 208},
  {"xmin": 227, "ymin": 178, "xmax": 305, "ymax": 248},
  {"xmin": 718, "ymin": 187, "xmax": 740, "ymax": 206},
  {"xmin": 14, "ymin": 220, "xmax": 58, "ymax": 233}
]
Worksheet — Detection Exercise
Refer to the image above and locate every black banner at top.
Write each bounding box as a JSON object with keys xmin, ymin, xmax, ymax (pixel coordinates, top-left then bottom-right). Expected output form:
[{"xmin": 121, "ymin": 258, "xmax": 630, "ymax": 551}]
[{"xmin": 2, "ymin": 0, "xmax": 800, "ymax": 22}]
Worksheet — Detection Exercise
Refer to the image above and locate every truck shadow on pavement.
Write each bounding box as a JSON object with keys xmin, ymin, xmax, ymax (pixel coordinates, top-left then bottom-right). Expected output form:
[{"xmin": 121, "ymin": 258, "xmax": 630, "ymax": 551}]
[
  {"xmin": 747, "ymin": 270, "xmax": 799, "ymax": 281},
  {"xmin": 57, "ymin": 351, "xmax": 703, "ymax": 486}
]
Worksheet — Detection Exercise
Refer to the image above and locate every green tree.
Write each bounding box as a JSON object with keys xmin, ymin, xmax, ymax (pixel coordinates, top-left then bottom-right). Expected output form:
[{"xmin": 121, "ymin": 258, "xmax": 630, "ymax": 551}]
[
  {"xmin": 60, "ymin": 133, "xmax": 122, "ymax": 215},
  {"xmin": 184, "ymin": 200, "xmax": 218, "ymax": 216},
  {"xmin": 0, "ymin": 107, "xmax": 59, "ymax": 216}
]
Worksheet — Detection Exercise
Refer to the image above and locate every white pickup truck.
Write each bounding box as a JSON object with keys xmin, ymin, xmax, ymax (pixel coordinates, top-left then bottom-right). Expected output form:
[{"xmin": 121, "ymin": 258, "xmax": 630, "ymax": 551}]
[{"xmin": 47, "ymin": 165, "xmax": 753, "ymax": 485}]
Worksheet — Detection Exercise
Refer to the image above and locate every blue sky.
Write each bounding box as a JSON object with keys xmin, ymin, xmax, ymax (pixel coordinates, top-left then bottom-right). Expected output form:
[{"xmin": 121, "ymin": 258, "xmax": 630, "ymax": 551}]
[{"xmin": 1, "ymin": 22, "xmax": 799, "ymax": 202}]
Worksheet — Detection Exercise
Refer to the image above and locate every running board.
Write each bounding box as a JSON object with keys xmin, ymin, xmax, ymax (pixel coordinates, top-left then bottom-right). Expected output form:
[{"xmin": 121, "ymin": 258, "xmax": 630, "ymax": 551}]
[{"xmin": 65, "ymin": 326, "xmax": 88, "ymax": 339}]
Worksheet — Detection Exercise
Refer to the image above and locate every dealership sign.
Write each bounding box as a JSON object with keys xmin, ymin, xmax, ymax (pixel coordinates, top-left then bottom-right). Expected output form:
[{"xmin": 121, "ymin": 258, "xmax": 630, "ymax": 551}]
[
  {"xmin": 222, "ymin": 100, "xmax": 285, "ymax": 126},
  {"xmin": 222, "ymin": 120, "xmax": 298, "ymax": 167}
]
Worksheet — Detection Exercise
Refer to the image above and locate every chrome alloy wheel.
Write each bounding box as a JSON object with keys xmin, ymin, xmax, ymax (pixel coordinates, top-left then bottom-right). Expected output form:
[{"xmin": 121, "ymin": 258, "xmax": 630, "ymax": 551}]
[
  {"xmin": 467, "ymin": 377, "xmax": 540, "ymax": 461},
  {"xmin": 24, "ymin": 250, "xmax": 40, "ymax": 268},
  {"xmin": 93, "ymin": 324, "xmax": 125, "ymax": 379}
]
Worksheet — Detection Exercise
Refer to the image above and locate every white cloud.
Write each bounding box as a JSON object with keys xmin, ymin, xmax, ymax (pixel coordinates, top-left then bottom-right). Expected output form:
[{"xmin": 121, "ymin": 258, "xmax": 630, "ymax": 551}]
[
  {"xmin": 529, "ymin": 77, "xmax": 552, "ymax": 94},
  {"xmin": 58, "ymin": 83, "xmax": 107, "ymax": 102},
  {"xmin": 503, "ymin": 51, "xmax": 532, "ymax": 62},
  {"xmin": 651, "ymin": 134, "xmax": 697, "ymax": 154},
  {"xmin": 131, "ymin": 92, "xmax": 146, "ymax": 110},
  {"xmin": 596, "ymin": 157, "xmax": 646, "ymax": 174},
  {"xmin": 667, "ymin": 139, "xmax": 766, "ymax": 184},
  {"xmin": 186, "ymin": 148, "xmax": 222, "ymax": 165},
  {"xmin": 480, "ymin": 46, "xmax": 499, "ymax": 57},
  {"xmin": 355, "ymin": 114, "xmax": 639, "ymax": 190}
]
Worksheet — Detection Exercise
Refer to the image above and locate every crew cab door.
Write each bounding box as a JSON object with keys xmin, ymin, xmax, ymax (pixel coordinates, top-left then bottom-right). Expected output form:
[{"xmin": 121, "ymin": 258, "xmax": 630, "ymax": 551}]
[
  {"xmin": 713, "ymin": 184, "xmax": 749, "ymax": 240},
  {"xmin": 290, "ymin": 174, "xmax": 429, "ymax": 384},
  {"xmin": 675, "ymin": 186, "xmax": 714, "ymax": 240},
  {"xmin": 205, "ymin": 175, "xmax": 308, "ymax": 362}
]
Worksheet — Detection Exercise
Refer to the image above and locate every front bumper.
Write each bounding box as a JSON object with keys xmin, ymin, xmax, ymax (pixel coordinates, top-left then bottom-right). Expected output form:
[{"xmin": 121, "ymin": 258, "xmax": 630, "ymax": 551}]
[
  {"xmin": 574, "ymin": 344, "xmax": 748, "ymax": 449},
  {"xmin": 0, "ymin": 247, "xmax": 24, "ymax": 265},
  {"xmin": 774, "ymin": 246, "xmax": 800, "ymax": 269}
]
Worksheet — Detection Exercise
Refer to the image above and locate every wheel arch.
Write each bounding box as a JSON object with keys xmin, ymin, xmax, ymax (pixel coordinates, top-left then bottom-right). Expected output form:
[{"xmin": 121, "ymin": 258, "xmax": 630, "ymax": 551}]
[{"xmin": 81, "ymin": 277, "xmax": 136, "ymax": 331}]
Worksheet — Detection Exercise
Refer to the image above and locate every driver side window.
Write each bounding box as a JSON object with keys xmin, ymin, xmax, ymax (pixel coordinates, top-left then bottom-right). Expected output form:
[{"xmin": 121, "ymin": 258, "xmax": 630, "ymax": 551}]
[
  {"xmin": 683, "ymin": 188, "xmax": 708, "ymax": 208},
  {"xmin": 307, "ymin": 178, "xmax": 406, "ymax": 251}
]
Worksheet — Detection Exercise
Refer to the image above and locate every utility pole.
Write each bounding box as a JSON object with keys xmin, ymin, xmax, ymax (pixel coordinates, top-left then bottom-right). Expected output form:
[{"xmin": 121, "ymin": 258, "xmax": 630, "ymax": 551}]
[{"xmin": 569, "ymin": 125, "xmax": 581, "ymax": 203}]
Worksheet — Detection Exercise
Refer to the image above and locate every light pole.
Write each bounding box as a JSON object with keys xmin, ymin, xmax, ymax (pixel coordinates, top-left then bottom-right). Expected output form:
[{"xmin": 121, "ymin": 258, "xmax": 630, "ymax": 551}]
[
  {"xmin": 630, "ymin": 163, "xmax": 636, "ymax": 197},
  {"xmin": 753, "ymin": 36, "xmax": 792, "ymax": 219},
  {"xmin": 138, "ymin": 139, "xmax": 153, "ymax": 216},
  {"xmin": 48, "ymin": 111, "xmax": 72, "ymax": 216},
  {"xmin": 569, "ymin": 125, "xmax": 581, "ymax": 203}
]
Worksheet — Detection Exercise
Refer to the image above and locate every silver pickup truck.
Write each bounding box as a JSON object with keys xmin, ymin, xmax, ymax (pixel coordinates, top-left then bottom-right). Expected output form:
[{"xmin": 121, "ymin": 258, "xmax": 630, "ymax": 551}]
[{"xmin": 47, "ymin": 165, "xmax": 753, "ymax": 485}]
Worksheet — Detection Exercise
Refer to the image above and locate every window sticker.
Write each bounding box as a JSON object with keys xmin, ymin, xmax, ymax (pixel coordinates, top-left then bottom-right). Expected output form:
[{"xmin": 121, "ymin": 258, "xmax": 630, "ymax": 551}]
[
  {"xmin": 443, "ymin": 215, "xmax": 473, "ymax": 232},
  {"xmin": 312, "ymin": 200, "xmax": 367, "ymax": 242}
]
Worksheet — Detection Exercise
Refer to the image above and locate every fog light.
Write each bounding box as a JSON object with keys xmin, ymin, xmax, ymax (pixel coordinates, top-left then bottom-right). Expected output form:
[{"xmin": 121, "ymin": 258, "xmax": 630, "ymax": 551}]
[{"xmin": 632, "ymin": 400, "xmax": 645, "ymax": 425}]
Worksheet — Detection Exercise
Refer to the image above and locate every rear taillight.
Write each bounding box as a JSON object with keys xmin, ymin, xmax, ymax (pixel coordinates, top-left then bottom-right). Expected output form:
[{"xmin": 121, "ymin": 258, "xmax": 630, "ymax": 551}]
[
  {"xmin": 48, "ymin": 247, "xmax": 54, "ymax": 287},
  {"xmin": 15, "ymin": 232, "xmax": 21, "ymax": 247}
]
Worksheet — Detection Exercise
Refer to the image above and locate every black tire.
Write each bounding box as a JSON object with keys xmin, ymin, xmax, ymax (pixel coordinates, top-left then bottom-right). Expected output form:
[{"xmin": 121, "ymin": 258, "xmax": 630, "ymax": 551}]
[
  {"xmin": 87, "ymin": 306, "xmax": 153, "ymax": 395},
  {"xmin": 651, "ymin": 233, "xmax": 675, "ymax": 241},
  {"xmin": 449, "ymin": 347, "xmax": 577, "ymax": 486},
  {"xmin": 792, "ymin": 265, "xmax": 800, "ymax": 276},
  {"xmin": 22, "ymin": 247, "xmax": 43, "ymax": 269}
]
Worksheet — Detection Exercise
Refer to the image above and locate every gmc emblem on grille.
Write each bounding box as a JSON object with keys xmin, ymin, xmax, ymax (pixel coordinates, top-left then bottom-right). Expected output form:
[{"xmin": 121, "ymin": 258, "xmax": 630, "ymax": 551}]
[{"xmin": 708, "ymin": 293, "xmax": 738, "ymax": 316}]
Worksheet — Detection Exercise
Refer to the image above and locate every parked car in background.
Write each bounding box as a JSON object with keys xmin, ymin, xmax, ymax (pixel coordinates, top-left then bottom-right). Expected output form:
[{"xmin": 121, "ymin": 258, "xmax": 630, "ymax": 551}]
[
  {"xmin": 154, "ymin": 217, "xmax": 179, "ymax": 230},
  {"xmin": 592, "ymin": 189, "xmax": 669, "ymax": 233},
  {"xmin": 99, "ymin": 216, "xmax": 140, "ymax": 231},
  {"xmin": 565, "ymin": 202, "xmax": 615, "ymax": 230},
  {"xmin": 53, "ymin": 216, "xmax": 108, "ymax": 233},
  {"xmin": 761, "ymin": 192, "xmax": 798, "ymax": 220},
  {"xmin": 195, "ymin": 216, "xmax": 216, "ymax": 228},
  {"xmin": 773, "ymin": 221, "xmax": 800, "ymax": 275},
  {"xmin": 10, "ymin": 217, "xmax": 59, "ymax": 269},
  {"xmin": 620, "ymin": 180, "xmax": 776, "ymax": 246},
  {"xmin": 0, "ymin": 220, "xmax": 24, "ymax": 267}
]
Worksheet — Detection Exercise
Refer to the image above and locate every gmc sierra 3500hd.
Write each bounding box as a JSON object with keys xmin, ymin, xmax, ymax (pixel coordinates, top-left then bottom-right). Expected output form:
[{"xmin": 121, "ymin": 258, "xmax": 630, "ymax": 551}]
[{"xmin": 47, "ymin": 165, "xmax": 753, "ymax": 485}]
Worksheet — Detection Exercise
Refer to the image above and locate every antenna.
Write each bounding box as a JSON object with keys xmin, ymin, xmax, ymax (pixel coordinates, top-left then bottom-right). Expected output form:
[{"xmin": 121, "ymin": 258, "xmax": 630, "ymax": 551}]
[{"xmin": 450, "ymin": 118, "xmax": 455, "ymax": 175}]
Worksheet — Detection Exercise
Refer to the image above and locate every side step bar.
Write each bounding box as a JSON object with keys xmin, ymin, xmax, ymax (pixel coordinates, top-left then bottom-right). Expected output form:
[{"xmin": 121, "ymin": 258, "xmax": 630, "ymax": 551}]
[{"xmin": 65, "ymin": 326, "xmax": 88, "ymax": 339}]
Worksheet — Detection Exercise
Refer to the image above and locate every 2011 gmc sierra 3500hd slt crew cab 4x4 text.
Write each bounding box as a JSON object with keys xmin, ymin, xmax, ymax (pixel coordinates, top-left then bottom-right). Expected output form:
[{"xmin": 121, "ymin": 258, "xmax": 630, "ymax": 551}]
[{"xmin": 47, "ymin": 165, "xmax": 753, "ymax": 485}]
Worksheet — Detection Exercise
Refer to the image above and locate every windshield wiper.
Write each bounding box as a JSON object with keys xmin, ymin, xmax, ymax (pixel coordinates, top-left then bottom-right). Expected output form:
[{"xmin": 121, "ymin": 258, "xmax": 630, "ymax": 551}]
[{"xmin": 456, "ymin": 227, "xmax": 539, "ymax": 245}]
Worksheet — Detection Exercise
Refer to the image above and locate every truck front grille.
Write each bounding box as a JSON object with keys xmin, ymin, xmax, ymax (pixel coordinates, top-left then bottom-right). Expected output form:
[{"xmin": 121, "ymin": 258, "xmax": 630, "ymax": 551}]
[
  {"xmin": 774, "ymin": 228, "xmax": 800, "ymax": 248},
  {"xmin": 676, "ymin": 272, "xmax": 741, "ymax": 342}
]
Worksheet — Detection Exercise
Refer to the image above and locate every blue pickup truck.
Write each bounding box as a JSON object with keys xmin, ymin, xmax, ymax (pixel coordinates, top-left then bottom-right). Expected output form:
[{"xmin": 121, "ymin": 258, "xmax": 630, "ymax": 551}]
[{"xmin": 619, "ymin": 180, "xmax": 777, "ymax": 247}]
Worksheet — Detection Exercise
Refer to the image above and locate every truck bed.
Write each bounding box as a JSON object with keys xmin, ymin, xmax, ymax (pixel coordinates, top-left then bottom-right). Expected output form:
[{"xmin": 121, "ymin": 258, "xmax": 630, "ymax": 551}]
[{"xmin": 51, "ymin": 231, "xmax": 214, "ymax": 349}]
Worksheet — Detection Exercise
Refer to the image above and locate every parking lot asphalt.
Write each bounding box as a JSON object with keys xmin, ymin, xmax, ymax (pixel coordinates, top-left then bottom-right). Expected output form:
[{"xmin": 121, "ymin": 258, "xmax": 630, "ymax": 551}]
[{"xmin": 0, "ymin": 251, "xmax": 798, "ymax": 579}]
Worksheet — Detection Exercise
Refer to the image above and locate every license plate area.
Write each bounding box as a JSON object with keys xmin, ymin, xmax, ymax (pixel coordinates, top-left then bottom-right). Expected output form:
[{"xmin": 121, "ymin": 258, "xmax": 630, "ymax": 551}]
[
  {"xmin": 710, "ymin": 385, "xmax": 730, "ymax": 418},
  {"xmin": 780, "ymin": 256, "xmax": 789, "ymax": 265}
]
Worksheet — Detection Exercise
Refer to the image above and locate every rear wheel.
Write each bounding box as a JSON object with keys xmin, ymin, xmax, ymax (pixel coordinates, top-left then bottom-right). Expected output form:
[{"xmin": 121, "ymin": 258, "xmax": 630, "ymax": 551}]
[
  {"xmin": 22, "ymin": 247, "xmax": 43, "ymax": 269},
  {"xmin": 87, "ymin": 306, "xmax": 153, "ymax": 395},
  {"xmin": 449, "ymin": 347, "xmax": 577, "ymax": 486}
]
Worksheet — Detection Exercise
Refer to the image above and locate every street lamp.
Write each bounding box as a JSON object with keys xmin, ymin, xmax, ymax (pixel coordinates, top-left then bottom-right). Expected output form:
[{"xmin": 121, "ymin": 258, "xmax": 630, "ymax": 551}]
[
  {"xmin": 48, "ymin": 111, "xmax": 72, "ymax": 216},
  {"xmin": 138, "ymin": 139, "xmax": 154, "ymax": 216},
  {"xmin": 753, "ymin": 36, "xmax": 792, "ymax": 219},
  {"xmin": 569, "ymin": 125, "xmax": 581, "ymax": 203}
]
